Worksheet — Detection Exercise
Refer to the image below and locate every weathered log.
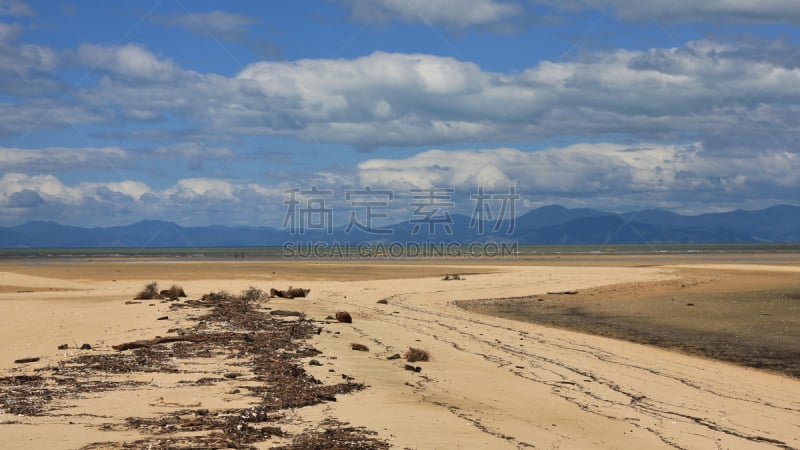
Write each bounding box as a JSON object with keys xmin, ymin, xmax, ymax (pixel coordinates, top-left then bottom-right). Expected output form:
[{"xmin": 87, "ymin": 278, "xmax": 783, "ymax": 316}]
[
  {"xmin": 14, "ymin": 357, "xmax": 40, "ymax": 364},
  {"xmin": 270, "ymin": 310, "xmax": 303, "ymax": 317}
]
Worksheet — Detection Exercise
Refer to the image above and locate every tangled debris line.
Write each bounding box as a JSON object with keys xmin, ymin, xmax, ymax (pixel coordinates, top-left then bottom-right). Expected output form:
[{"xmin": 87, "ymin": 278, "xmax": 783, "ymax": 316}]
[
  {"xmin": 0, "ymin": 288, "xmax": 388, "ymax": 449},
  {"xmin": 0, "ymin": 374, "xmax": 146, "ymax": 416},
  {"xmin": 273, "ymin": 418, "xmax": 390, "ymax": 450}
]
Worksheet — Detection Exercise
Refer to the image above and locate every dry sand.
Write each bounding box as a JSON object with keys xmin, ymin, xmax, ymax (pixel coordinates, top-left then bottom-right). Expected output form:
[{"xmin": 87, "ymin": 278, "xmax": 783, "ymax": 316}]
[{"xmin": 0, "ymin": 257, "xmax": 798, "ymax": 449}]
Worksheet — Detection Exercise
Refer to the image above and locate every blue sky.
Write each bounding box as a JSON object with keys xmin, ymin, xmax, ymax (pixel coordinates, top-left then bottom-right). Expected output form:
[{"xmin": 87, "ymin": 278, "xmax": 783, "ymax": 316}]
[{"xmin": 1, "ymin": 0, "xmax": 800, "ymax": 227}]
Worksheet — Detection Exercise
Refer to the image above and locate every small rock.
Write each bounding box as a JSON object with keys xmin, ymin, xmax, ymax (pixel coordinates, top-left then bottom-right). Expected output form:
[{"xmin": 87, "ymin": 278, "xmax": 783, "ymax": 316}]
[
  {"xmin": 57, "ymin": 344, "xmax": 69, "ymax": 350},
  {"xmin": 157, "ymin": 316, "xmax": 169, "ymax": 320},
  {"xmin": 309, "ymin": 359, "xmax": 323, "ymax": 366},
  {"xmin": 335, "ymin": 311, "xmax": 352, "ymax": 323},
  {"xmin": 80, "ymin": 343, "xmax": 92, "ymax": 350},
  {"xmin": 351, "ymin": 343, "xmax": 369, "ymax": 351},
  {"xmin": 387, "ymin": 353, "xmax": 402, "ymax": 360},
  {"xmin": 377, "ymin": 299, "xmax": 388, "ymax": 304},
  {"xmin": 403, "ymin": 364, "xmax": 422, "ymax": 373}
]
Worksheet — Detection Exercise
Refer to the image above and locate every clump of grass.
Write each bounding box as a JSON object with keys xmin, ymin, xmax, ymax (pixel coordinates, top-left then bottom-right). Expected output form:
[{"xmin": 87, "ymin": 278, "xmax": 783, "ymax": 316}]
[
  {"xmin": 404, "ymin": 347, "xmax": 430, "ymax": 363},
  {"xmin": 135, "ymin": 282, "xmax": 163, "ymax": 300},
  {"xmin": 242, "ymin": 286, "xmax": 269, "ymax": 302}
]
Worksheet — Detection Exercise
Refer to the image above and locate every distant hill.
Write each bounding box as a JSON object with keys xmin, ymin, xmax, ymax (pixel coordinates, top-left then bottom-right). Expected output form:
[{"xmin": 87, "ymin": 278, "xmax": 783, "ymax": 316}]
[{"xmin": 1, "ymin": 204, "xmax": 799, "ymax": 248}]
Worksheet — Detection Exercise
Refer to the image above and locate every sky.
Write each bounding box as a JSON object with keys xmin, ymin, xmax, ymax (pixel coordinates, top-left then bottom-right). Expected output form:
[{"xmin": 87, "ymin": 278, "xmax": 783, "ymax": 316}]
[{"xmin": 1, "ymin": 0, "xmax": 800, "ymax": 228}]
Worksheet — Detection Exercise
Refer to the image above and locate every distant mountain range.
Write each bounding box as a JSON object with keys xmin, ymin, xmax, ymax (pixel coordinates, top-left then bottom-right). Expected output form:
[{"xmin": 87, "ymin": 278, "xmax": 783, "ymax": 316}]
[{"xmin": 1, "ymin": 204, "xmax": 799, "ymax": 248}]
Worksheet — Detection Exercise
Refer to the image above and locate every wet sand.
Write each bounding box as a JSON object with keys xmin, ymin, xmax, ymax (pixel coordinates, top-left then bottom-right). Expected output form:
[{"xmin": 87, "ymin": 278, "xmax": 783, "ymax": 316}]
[{"xmin": 0, "ymin": 257, "xmax": 798, "ymax": 449}]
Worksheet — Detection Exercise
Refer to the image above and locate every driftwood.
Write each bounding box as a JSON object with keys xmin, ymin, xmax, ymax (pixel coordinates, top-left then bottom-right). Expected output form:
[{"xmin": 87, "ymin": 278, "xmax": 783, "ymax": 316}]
[
  {"xmin": 269, "ymin": 287, "xmax": 311, "ymax": 299},
  {"xmin": 547, "ymin": 290, "xmax": 578, "ymax": 295},
  {"xmin": 14, "ymin": 357, "xmax": 40, "ymax": 364},
  {"xmin": 270, "ymin": 310, "xmax": 303, "ymax": 317},
  {"xmin": 112, "ymin": 335, "xmax": 208, "ymax": 351}
]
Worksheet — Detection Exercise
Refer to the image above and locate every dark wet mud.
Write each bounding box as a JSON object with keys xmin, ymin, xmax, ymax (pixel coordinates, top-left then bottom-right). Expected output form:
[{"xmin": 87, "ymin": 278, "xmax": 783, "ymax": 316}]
[{"xmin": 459, "ymin": 270, "xmax": 800, "ymax": 378}]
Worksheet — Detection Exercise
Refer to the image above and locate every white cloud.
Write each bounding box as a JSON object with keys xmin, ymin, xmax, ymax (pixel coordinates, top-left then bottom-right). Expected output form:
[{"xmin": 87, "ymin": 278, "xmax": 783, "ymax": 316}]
[
  {"xmin": 165, "ymin": 178, "xmax": 236, "ymax": 200},
  {"xmin": 0, "ymin": 173, "xmax": 288, "ymax": 226},
  {"xmin": 0, "ymin": 146, "xmax": 128, "ymax": 171},
  {"xmin": 0, "ymin": 0, "xmax": 34, "ymax": 17},
  {"xmin": 152, "ymin": 143, "xmax": 234, "ymax": 160},
  {"xmin": 0, "ymin": 22, "xmax": 60, "ymax": 75},
  {"xmin": 1, "ymin": 141, "xmax": 798, "ymax": 225},
  {"xmin": 540, "ymin": 0, "xmax": 800, "ymax": 25},
  {"xmin": 157, "ymin": 10, "xmax": 258, "ymax": 36},
  {"xmin": 339, "ymin": 0, "xmax": 523, "ymax": 28},
  {"xmin": 6, "ymin": 33, "xmax": 800, "ymax": 154},
  {"xmin": 356, "ymin": 143, "xmax": 800, "ymax": 208},
  {"xmin": 75, "ymin": 43, "xmax": 181, "ymax": 81},
  {"xmin": 151, "ymin": 11, "xmax": 279, "ymax": 58},
  {"xmin": 0, "ymin": 101, "xmax": 111, "ymax": 136},
  {"xmin": 0, "ymin": 21, "xmax": 19, "ymax": 41}
]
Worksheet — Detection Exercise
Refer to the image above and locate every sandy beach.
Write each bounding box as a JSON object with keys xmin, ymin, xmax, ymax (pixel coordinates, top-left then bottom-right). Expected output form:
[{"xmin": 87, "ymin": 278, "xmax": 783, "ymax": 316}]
[{"xmin": 0, "ymin": 257, "xmax": 798, "ymax": 449}]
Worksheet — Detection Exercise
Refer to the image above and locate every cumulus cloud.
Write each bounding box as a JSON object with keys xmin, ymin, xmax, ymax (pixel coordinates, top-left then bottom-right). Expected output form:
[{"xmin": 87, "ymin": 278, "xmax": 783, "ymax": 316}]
[
  {"xmin": 3, "ymin": 141, "xmax": 796, "ymax": 226},
  {"xmin": 8, "ymin": 188, "xmax": 42, "ymax": 207},
  {"xmin": 0, "ymin": 22, "xmax": 60, "ymax": 74},
  {"xmin": 338, "ymin": 0, "xmax": 523, "ymax": 28},
  {"xmin": 74, "ymin": 43, "xmax": 182, "ymax": 82},
  {"xmin": 0, "ymin": 173, "xmax": 288, "ymax": 226},
  {"xmin": 4, "ymin": 31, "xmax": 800, "ymax": 155},
  {"xmin": 229, "ymin": 41, "xmax": 800, "ymax": 150},
  {"xmin": 356, "ymin": 143, "xmax": 800, "ymax": 210}
]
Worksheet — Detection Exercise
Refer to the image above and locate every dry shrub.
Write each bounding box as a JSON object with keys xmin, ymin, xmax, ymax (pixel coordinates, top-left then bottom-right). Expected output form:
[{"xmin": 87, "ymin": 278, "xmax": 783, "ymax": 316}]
[
  {"xmin": 160, "ymin": 285, "xmax": 186, "ymax": 300},
  {"xmin": 135, "ymin": 282, "xmax": 163, "ymax": 300},
  {"xmin": 404, "ymin": 347, "xmax": 430, "ymax": 363},
  {"xmin": 242, "ymin": 286, "xmax": 268, "ymax": 302}
]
